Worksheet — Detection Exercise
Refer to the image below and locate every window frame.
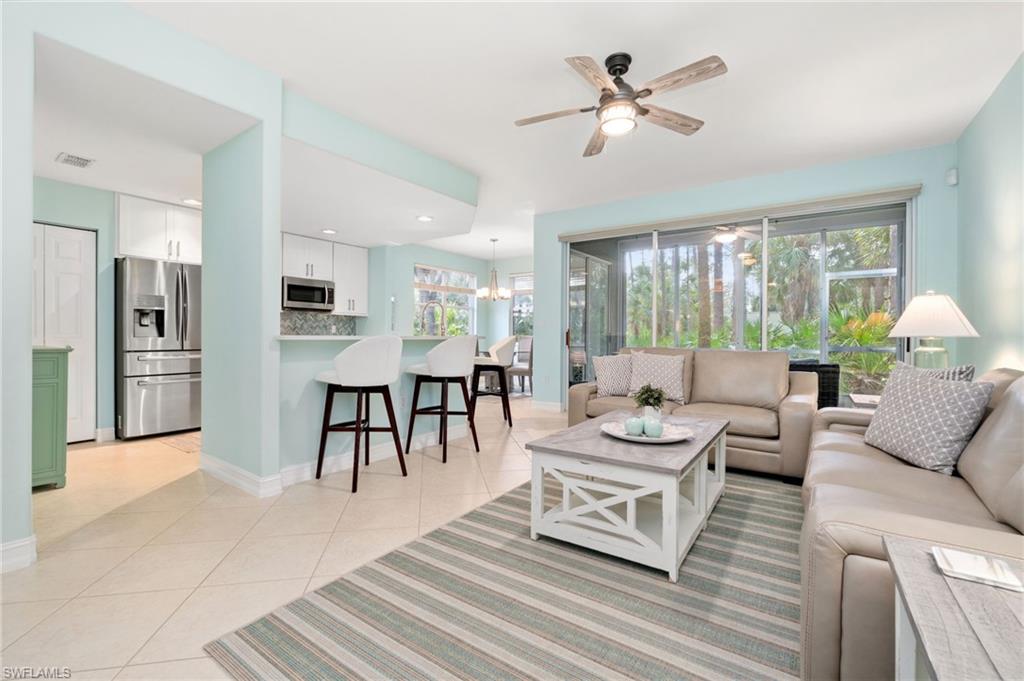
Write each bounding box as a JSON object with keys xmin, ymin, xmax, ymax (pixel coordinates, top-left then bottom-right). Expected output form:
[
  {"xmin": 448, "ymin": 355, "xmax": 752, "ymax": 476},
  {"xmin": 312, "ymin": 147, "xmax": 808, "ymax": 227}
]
[
  {"xmin": 413, "ymin": 263, "xmax": 478, "ymax": 337},
  {"xmin": 509, "ymin": 272, "xmax": 534, "ymax": 336}
]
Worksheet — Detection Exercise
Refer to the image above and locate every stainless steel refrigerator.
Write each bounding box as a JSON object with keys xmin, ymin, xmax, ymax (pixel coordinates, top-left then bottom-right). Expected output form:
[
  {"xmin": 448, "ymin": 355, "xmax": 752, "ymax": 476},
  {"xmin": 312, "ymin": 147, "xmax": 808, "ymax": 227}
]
[{"xmin": 115, "ymin": 257, "xmax": 201, "ymax": 439}]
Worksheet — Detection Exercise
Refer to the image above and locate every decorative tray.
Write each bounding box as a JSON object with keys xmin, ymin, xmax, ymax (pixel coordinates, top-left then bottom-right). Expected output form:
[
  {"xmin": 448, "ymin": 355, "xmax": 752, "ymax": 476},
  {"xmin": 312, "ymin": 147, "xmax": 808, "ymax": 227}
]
[{"xmin": 600, "ymin": 421, "xmax": 694, "ymax": 445}]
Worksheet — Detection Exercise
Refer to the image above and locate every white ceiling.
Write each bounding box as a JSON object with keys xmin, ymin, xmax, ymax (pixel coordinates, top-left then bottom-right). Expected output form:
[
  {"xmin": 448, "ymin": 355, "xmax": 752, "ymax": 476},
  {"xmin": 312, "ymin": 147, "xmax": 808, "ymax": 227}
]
[
  {"xmin": 34, "ymin": 36, "xmax": 257, "ymax": 206},
  {"xmin": 282, "ymin": 137, "xmax": 476, "ymax": 246},
  {"xmin": 133, "ymin": 2, "xmax": 1022, "ymax": 259}
]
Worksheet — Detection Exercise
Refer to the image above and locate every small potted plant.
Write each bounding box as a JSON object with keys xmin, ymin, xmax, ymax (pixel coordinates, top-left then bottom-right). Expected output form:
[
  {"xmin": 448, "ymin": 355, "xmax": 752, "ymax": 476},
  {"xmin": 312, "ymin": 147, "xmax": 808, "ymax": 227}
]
[{"xmin": 633, "ymin": 384, "xmax": 665, "ymax": 421}]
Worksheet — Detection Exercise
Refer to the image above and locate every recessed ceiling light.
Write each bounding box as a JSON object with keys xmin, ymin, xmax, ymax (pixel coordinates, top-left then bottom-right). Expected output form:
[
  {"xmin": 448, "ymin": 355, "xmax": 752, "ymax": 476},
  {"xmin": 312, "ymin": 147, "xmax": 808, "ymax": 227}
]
[
  {"xmin": 321, "ymin": 229, "xmax": 337, "ymax": 235},
  {"xmin": 182, "ymin": 198, "xmax": 202, "ymax": 207},
  {"xmin": 416, "ymin": 215, "xmax": 433, "ymax": 223}
]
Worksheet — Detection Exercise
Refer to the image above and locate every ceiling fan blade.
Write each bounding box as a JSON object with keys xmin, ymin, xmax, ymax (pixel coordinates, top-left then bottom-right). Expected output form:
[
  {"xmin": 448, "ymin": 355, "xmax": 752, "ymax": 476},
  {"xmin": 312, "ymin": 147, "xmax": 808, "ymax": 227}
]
[
  {"xmin": 641, "ymin": 104, "xmax": 704, "ymax": 136},
  {"xmin": 565, "ymin": 56, "xmax": 617, "ymax": 94},
  {"xmin": 583, "ymin": 127, "xmax": 606, "ymax": 157},
  {"xmin": 638, "ymin": 55, "xmax": 727, "ymax": 97},
  {"xmin": 514, "ymin": 106, "xmax": 596, "ymax": 127}
]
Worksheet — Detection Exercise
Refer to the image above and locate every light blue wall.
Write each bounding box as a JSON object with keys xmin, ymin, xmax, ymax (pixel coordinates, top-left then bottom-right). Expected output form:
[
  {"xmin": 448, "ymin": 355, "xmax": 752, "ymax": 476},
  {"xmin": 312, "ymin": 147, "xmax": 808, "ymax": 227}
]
[
  {"xmin": 2, "ymin": 1, "xmax": 285, "ymax": 552},
  {"xmin": 532, "ymin": 143, "xmax": 959, "ymax": 405},
  {"xmin": 283, "ymin": 91, "xmax": 478, "ymax": 205},
  {"xmin": 956, "ymin": 56, "xmax": 1023, "ymax": 371},
  {"xmin": 487, "ymin": 255, "xmax": 534, "ymax": 343},
  {"xmin": 359, "ymin": 244, "xmax": 492, "ymax": 343},
  {"xmin": 32, "ymin": 177, "xmax": 116, "ymax": 431},
  {"xmin": 203, "ymin": 124, "xmax": 283, "ymax": 477}
]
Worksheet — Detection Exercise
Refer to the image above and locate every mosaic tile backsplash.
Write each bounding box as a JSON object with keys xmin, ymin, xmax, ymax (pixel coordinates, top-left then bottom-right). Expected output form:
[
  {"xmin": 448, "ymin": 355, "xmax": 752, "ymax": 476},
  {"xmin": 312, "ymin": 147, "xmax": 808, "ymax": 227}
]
[{"xmin": 280, "ymin": 310, "xmax": 357, "ymax": 336}]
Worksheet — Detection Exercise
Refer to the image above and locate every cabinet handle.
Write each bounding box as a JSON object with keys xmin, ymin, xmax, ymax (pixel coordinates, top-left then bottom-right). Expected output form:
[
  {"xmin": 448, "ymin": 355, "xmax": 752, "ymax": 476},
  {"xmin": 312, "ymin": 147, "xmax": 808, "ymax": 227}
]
[
  {"xmin": 167, "ymin": 240, "xmax": 172, "ymax": 257},
  {"xmin": 176, "ymin": 241, "xmax": 181, "ymax": 258},
  {"xmin": 311, "ymin": 264, "xmax": 315, "ymax": 277}
]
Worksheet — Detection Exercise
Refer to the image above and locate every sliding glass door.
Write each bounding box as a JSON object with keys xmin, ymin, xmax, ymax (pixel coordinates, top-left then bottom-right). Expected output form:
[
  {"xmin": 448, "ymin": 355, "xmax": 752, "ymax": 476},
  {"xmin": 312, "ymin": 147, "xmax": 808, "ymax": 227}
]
[
  {"xmin": 568, "ymin": 250, "xmax": 611, "ymax": 385},
  {"xmin": 566, "ymin": 204, "xmax": 906, "ymax": 401}
]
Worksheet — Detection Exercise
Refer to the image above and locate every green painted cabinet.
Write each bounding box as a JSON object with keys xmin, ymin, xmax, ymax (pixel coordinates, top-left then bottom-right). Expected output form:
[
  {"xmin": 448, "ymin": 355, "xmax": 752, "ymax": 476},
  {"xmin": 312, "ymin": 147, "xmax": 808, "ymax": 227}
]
[{"xmin": 33, "ymin": 347, "xmax": 70, "ymax": 488}]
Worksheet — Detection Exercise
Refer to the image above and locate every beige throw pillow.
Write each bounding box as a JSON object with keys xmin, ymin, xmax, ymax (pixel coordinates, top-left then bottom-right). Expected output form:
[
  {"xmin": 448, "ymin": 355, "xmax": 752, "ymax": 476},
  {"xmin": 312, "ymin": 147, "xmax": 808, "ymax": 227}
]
[
  {"xmin": 629, "ymin": 352, "xmax": 685, "ymax": 403},
  {"xmin": 593, "ymin": 354, "xmax": 632, "ymax": 397}
]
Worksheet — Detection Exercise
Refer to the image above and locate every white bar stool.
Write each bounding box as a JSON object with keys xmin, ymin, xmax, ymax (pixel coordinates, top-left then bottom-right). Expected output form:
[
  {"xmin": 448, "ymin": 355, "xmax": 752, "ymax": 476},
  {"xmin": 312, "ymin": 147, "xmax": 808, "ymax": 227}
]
[
  {"xmin": 471, "ymin": 335, "xmax": 516, "ymax": 426},
  {"xmin": 315, "ymin": 335, "xmax": 406, "ymax": 492},
  {"xmin": 405, "ymin": 336, "xmax": 480, "ymax": 463}
]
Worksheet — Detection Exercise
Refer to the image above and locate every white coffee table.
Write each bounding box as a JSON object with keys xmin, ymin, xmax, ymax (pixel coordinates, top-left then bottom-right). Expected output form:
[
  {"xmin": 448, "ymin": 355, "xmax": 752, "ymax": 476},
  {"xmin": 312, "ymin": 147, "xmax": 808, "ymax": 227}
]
[{"xmin": 525, "ymin": 410, "xmax": 729, "ymax": 582}]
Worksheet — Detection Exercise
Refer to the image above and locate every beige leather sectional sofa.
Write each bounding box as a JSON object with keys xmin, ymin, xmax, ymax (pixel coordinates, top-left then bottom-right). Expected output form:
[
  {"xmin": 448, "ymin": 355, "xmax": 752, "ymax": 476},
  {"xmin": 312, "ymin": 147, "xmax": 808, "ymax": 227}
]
[
  {"xmin": 568, "ymin": 347, "xmax": 818, "ymax": 476},
  {"xmin": 800, "ymin": 368, "xmax": 1024, "ymax": 681}
]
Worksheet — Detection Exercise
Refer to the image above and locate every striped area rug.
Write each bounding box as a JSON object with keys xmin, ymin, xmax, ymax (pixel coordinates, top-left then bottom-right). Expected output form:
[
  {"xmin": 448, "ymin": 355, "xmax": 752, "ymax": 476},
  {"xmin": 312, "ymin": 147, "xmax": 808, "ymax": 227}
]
[{"xmin": 206, "ymin": 474, "xmax": 803, "ymax": 680}]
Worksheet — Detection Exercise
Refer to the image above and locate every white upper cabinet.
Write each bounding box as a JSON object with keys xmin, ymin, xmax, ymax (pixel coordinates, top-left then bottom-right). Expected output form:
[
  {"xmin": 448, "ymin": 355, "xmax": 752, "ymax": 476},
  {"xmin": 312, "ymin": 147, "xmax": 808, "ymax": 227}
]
[
  {"xmin": 282, "ymin": 233, "xmax": 333, "ymax": 280},
  {"xmin": 118, "ymin": 194, "xmax": 170, "ymax": 260},
  {"xmin": 170, "ymin": 206, "xmax": 202, "ymax": 264},
  {"xmin": 118, "ymin": 195, "xmax": 202, "ymax": 264},
  {"xmin": 333, "ymin": 243, "xmax": 368, "ymax": 316}
]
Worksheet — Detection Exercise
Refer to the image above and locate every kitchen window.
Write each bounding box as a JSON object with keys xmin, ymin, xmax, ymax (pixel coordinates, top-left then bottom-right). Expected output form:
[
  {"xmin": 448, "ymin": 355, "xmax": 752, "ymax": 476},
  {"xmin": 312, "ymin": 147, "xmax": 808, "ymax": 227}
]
[
  {"xmin": 413, "ymin": 264, "xmax": 477, "ymax": 337},
  {"xmin": 509, "ymin": 273, "xmax": 534, "ymax": 335}
]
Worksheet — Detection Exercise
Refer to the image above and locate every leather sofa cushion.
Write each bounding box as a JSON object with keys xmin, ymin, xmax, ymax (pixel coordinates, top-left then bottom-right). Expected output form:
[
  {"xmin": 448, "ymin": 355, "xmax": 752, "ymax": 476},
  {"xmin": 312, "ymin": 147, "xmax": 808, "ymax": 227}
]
[
  {"xmin": 673, "ymin": 402, "xmax": 779, "ymax": 438},
  {"xmin": 805, "ymin": 483, "xmax": 1017, "ymax": 537},
  {"xmin": 585, "ymin": 396, "xmax": 682, "ymax": 418},
  {"xmin": 957, "ymin": 376, "xmax": 1024, "ymax": 532},
  {"xmin": 690, "ymin": 349, "xmax": 789, "ymax": 409},
  {"xmin": 804, "ymin": 445, "xmax": 998, "ymax": 521},
  {"xmin": 618, "ymin": 347, "xmax": 695, "ymax": 403}
]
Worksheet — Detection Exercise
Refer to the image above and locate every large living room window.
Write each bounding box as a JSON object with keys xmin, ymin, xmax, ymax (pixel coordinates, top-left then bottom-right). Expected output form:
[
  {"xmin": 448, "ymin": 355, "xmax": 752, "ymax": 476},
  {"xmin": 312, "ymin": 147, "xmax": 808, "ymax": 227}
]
[
  {"xmin": 413, "ymin": 264, "xmax": 477, "ymax": 337},
  {"xmin": 566, "ymin": 203, "xmax": 906, "ymax": 399}
]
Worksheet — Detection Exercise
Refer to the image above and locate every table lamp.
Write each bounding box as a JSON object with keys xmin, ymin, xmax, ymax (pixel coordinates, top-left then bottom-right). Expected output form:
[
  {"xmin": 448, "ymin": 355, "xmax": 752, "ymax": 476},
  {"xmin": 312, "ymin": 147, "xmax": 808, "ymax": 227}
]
[{"xmin": 888, "ymin": 291, "xmax": 978, "ymax": 368}]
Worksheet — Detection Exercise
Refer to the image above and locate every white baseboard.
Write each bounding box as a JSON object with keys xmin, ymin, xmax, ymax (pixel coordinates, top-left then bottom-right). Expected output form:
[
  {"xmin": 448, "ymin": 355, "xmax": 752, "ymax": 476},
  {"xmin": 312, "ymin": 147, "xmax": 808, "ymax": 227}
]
[
  {"xmin": 279, "ymin": 425, "xmax": 468, "ymax": 488},
  {"xmin": 529, "ymin": 400, "xmax": 564, "ymax": 412},
  {"xmin": 1, "ymin": 534, "xmax": 38, "ymax": 573},
  {"xmin": 200, "ymin": 452, "xmax": 283, "ymax": 498},
  {"xmin": 95, "ymin": 427, "xmax": 115, "ymax": 443}
]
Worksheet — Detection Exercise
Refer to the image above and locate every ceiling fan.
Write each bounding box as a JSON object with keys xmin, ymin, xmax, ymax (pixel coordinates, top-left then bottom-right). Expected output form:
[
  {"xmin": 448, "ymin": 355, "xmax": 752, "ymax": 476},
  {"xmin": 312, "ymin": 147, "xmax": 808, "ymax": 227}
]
[{"xmin": 514, "ymin": 52, "xmax": 727, "ymax": 157}]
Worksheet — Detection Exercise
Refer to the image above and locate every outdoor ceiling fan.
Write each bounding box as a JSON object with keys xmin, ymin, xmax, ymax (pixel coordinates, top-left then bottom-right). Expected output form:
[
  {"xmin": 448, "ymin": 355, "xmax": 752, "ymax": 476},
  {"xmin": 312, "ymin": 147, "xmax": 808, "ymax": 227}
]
[{"xmin": 514, "ymin": 52, "xmax": 727, "ymax": 156}]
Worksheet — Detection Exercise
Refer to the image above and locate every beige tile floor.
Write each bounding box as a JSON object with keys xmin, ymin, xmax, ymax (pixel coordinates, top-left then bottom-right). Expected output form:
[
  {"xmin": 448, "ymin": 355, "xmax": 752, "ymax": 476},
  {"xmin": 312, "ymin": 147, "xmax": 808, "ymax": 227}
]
[{"xmin": 1, "ymin": 395, "xmax": 564, "ymax": 678}]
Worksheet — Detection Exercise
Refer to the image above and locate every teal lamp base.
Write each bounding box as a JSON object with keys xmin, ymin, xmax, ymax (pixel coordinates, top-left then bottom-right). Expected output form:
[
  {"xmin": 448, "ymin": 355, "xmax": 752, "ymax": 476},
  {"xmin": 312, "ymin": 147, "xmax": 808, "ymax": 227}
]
[{"xmin": 912, "ymin": 337, "xmax": 948, "ymax": 369}]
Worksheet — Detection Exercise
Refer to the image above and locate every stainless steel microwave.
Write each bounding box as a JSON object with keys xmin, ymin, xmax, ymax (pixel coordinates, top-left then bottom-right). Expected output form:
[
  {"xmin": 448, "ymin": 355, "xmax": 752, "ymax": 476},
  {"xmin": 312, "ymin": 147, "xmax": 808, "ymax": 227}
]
[{"xmin": 282, "ymin": 276, "xmax": 335, "ymax": 311}]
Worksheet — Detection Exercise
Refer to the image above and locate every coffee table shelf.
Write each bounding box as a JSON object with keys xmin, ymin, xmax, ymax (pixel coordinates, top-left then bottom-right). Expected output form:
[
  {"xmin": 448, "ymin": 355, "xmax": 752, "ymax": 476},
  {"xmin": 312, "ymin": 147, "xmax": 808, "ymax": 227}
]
[{"xmin": 526, "ymin": 411, "xmax": 728, "ymax": 582}]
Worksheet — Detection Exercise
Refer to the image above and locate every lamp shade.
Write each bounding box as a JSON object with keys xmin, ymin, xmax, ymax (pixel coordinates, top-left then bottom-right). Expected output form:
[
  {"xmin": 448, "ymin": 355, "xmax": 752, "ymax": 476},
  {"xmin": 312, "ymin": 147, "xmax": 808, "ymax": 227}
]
[{"xmin": 889, "ymin": 291, "xmax": 979, "ymax": 338}]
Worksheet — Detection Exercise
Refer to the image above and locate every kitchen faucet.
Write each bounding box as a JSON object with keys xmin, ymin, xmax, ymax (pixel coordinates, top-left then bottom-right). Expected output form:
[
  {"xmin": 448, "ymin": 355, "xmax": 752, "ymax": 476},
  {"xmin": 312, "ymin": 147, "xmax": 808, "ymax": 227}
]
[{"xmin": 418, "ymin": 300, "xmax": 445, "ymax": 336}]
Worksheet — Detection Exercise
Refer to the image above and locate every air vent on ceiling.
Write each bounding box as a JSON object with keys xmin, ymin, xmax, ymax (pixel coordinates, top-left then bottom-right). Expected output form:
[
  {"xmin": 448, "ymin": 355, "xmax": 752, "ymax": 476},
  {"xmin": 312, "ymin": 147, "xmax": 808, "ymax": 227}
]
[{"xmin": 54, "ymin": 152, "xmax": 95, "ymax": 168}]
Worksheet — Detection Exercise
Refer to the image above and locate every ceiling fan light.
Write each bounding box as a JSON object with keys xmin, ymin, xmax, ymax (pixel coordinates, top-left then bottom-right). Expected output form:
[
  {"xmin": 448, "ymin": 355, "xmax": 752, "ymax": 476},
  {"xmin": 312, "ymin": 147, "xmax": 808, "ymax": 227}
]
[
  {"xmin": 599, "ymin": 103, "xmax": 637, "ymax": 136},
  {"xmin": 714, "ymin": 232, "xmax": 738, "ymax": 244}
]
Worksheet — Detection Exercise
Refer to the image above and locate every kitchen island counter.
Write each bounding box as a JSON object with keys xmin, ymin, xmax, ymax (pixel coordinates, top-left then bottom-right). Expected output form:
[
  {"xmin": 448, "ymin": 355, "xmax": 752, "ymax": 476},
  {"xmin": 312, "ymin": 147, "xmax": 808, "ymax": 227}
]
[{"xmin": 276, "ymin": 335, "xmax": 449, "ymax": 341}]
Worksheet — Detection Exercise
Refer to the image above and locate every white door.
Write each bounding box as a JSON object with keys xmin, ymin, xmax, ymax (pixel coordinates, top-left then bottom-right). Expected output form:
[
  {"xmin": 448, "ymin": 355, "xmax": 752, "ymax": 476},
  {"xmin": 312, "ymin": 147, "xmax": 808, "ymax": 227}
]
[
  {"xmin": 171, "ymin": 206, "xmax": 202, "ymax": 264},
  {"xmin": 43, "ymin": 225, "xmax": 97, "ymax": 443},
  {"xmin": 307, "ymin": 239, "xmax": 333, "ymax": 281},
  {"xmin": 119, "ymin": 195, "xmax": 169, "ymax": 260},
  {"xmin": 32, "ymin": 224, "xmax": 45, "ymax": 345},
  {"xmin": 282, "ymin": 233, "xmax": 311, "ymax": 277}
]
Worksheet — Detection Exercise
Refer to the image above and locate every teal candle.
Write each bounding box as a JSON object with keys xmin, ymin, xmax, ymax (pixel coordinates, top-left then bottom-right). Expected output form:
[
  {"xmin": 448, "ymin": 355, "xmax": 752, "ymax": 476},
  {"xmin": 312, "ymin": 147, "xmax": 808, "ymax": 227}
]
[
  {"xmin": 643, "ymin": 418, "xmax": 664, "ymax": 438},
  {"xmin": 625, "ymin": 417, "xmax": 644, "ymax": 436}
]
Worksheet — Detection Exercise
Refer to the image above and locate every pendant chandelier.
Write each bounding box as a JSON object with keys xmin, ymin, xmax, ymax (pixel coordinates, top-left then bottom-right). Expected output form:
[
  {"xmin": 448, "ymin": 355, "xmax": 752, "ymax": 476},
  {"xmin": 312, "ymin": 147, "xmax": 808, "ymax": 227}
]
[{"xmin": 476, "ymin": 238, "xmax": 511, "ymax": 301}]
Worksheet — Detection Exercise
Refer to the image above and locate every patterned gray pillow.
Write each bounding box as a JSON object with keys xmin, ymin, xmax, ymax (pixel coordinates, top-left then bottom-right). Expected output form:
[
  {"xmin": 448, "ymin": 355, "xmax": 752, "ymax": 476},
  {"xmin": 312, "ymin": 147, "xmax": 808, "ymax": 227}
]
[
  {"xmin": 896, "ymin": 360, "xmax": 975, "ymax": 382},
  {"xmin": 629, "ymin": 352, "xmax": 685, "ymax": 402},
  {"xmin": 593, "ymin": 354, "xmax": 632, "ymax": 397},
  {"xmin": 865, "ymin": 364, "xmax": 993, "ymax": 475}
]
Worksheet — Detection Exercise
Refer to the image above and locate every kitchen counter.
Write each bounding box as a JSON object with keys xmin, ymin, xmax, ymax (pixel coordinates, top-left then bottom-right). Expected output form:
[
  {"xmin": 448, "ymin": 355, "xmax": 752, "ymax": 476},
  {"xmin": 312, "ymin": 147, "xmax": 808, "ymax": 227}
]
[{"xmin": 276, "ymin": 335, "xmax": 448, "ymax": 341}]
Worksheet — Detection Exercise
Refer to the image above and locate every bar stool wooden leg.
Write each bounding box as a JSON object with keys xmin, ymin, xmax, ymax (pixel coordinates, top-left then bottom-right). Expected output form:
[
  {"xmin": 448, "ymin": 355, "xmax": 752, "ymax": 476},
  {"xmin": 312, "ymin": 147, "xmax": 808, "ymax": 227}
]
[
  {"xmin": 316, "ymin": 385, "xmax": 336, "ymax": 480},
  {"xmin": 351, "ymin": 388, "xmax": 364, "ymax": 493},
  {"xmin": 440, "ymin": 378, "xmax": 449, "ymax": 464},
  {"xmin": 405, "ymin": 376, "xmax": 422, "ymax": 454},
  {"xmin": 458, "ymin": 377, "xmax": 480, "ymax": 452},
  {"xmin": 497, "ymin": 368, "xmax": 513, "ymax": 426},
  {"xmin": 363, "ymin": 391, "xmax": 371, "ymax": 466},
  {"xmin": 469, "ymin": 366, "xmax": 481, "ymax": 419},
  {"xmin": 381, "ymin": 387, "xmax": 407, "ymax": 476}
]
